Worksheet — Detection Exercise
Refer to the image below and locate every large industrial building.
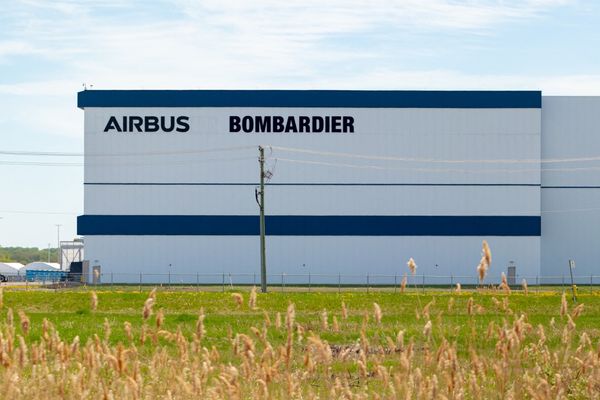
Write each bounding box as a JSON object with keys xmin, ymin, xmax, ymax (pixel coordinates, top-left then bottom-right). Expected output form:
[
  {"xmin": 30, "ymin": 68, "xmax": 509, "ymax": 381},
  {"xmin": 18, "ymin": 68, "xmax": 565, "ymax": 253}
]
[{"xmin": 77, "ymin": 90, "xmax": 600, "ymax": 284}]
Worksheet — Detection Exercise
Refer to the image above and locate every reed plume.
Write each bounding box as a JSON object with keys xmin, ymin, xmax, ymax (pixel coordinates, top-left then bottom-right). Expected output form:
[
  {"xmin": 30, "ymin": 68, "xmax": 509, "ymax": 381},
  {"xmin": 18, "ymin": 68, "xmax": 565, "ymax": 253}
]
[
  {"xmin": 143, "ymin": 297, "xmax": 155, "ymax": 320},
  {"xmin": 156, "ymin": 308, "xmax": 164, "ymax": 329},
  {"xmin": 341, "ymin": 301, "xmax": 348, "ymax": 320},
  {"xmin": 231, "ymin": 293, "xmax": 243, "ymax": 308},
  {"xmin": 400, "ymin": 274, "xmax": 408, "ymax": 293},
  {"xmin": 560, "ymin": 292, "xmax": 568, "ymax": 317},
  {"xmin": 91, "ymin": 291, "xmax": 98, "ymax": 312},
  {"xmin": 572, "ymin": 303, "xmax": 584, "ymax": 319},
  {"xmin": 249, "ymin": 286, "xmax": 257, "ymax": 309},
  {"xmin": 407, "ymin": 258, "xmax": 417, "ymax": 275},
  {"xmin": 196, "ymin": 307, "xmax": 206, "ymax": 341},
  {"xmin": 18, "ymin": 310, "xmax": 30, "ymax": 335},
  {"xmin": 500, "ymin": 272, "xmax": 511, "ymax": 294},
  {"xmin": 477, "ymin": 240, "xmax": 492, "ymax": 284},
  {"xmin": 320, "ymin": 309, "xmax": 328, "ymax": 330},
  {"xmin": 482, "ymin": 240, "xmax": 492, "ymax": 266},
  {"xmin": 467, "ymin": 297, "xmax": 474, "ymax": 316},
  {"xmin": 285, "ymin": 303, "xmax": 295, "ymax": 331},
  {"xmin": 423, "ymin": 320, "xmax": 432, "ymax": 340},
  {"xmin": 477, "ymin": 257, "xmax": 488, "ymax": 283},
  {"xmin": 374, "ymin": 303, "xmax": 382, "ymax": 324}
]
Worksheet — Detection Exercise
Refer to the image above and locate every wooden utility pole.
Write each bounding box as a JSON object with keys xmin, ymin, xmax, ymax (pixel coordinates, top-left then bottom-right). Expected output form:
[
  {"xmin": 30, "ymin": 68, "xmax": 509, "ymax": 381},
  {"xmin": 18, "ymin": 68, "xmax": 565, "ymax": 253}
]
[{"xmin": 258, "ymin": 146, "xmax": 267, "ymax": 293}]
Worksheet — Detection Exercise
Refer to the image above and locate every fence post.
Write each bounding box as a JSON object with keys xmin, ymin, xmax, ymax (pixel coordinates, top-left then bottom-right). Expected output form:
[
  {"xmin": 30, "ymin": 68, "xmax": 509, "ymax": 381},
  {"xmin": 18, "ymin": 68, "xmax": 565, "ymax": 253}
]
[
  {"xmin": 139, "ymin": 272, "xmax": 142, "ymax": 292},
  {"xmin": 536, "ymin": 275, "xmax": 539, "ymax": 293},
  {"xmin": 422, "ymin": 274, "xmax": 425, "ymax": 293},
  {"xmin": 168, "ymin": 271, "xmax": 171, "ymax": 289},
  {"xmin": 338, "ymin": 273, "xmax": 341, "ymax": 293},
  {"xmin": 591, "ymin": 275, "xmax": 593, "ymax": 294},
  {"xmin": 367, "ymin": 274, "xmax": 370, "ymax": 294},
  {"xmin": 196, "ymin": 273, "xmax": 200, "ymax": 292},
  {"xmin": 222, "ymin": 273, "xmax": 225, "ymax": 292},
  {"xmin": 450, "ymin": 275, "xmax": 454, "ymax": 291},
  {"xmin": 562, "ymin": 275, "xmax": 565, "ymax": 290},
  {"xmin": 394, "ymin": 275, "xmax": 397, "ymax": 293},
  {"xmin": 111, "ymin": 272, "xmax": 114, "ymax": 290},
  {"xmin": 308, "ymin": 273, "xmax": 311, "ymax": 292},
  {"xmin": 253, "ymin": 273, "xmax": 256, "ymax": 286},
  {"xmin": 281, "ymin": 273, "xmax": 284, "ymax": 292}
]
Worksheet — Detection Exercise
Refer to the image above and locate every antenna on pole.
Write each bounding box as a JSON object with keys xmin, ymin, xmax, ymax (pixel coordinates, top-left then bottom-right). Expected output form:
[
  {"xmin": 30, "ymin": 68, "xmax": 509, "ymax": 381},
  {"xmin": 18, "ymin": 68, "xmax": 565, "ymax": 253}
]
[{"xmin": 258, "ymin": 146, "xmax": 267, "ymax": 293}]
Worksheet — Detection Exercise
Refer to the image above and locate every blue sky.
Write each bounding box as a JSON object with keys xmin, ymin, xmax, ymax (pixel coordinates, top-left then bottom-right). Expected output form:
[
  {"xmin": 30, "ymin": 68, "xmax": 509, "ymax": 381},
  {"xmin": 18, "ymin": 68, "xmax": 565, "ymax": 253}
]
[{"xmin": 1, "ymin": 0, "xmax": 599, "ymax": 248}]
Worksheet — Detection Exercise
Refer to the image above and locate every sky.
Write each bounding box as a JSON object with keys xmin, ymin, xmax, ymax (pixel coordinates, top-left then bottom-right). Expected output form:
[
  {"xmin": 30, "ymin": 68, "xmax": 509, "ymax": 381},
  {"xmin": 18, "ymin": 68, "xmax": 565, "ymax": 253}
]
[{"xmin": 0, "ymin": 0, "xmax": 599, "ymax": 248}]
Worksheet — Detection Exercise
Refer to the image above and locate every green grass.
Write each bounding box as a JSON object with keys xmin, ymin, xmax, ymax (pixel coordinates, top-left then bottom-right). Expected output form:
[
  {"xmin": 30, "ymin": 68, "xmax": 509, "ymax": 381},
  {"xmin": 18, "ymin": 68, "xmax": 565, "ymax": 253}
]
[{"xmin": 3, "ymin": 287, "xmax": 599, "ymax": 359}]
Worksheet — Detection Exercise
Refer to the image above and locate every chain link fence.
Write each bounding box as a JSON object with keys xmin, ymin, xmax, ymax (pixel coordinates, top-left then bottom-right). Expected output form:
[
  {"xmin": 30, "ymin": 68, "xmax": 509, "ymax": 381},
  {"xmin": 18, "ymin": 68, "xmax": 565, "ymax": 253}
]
[{"xmin": 3, "ymin": 271, "xmax": 600, "ymax": 293}]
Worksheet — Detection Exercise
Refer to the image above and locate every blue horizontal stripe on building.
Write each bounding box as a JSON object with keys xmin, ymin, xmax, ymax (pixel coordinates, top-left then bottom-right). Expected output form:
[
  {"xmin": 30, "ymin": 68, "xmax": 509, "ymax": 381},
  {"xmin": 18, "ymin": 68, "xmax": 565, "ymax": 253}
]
[
  {"xmin": 77, "ymin": 215, "xmax": 541, "ymax": 236},
  {"xmin": 77, "ymin": 90, "xmax": 541, "ymax": 109}
]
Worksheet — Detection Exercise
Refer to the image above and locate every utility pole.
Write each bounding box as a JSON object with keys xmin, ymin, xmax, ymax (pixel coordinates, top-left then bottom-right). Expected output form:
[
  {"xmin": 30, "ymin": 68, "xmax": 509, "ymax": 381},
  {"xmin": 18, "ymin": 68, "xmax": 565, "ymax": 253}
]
[
  {"xmin": 55, "ymin": 224, "xmax": 62, "ymax": 268},
  {"xmin": 568, "ymin": 259, "xmax": 577, "ymax": 303},
  {"xmin": 258, "ymin": 146, "xmax": 267, "ymax": 293}
]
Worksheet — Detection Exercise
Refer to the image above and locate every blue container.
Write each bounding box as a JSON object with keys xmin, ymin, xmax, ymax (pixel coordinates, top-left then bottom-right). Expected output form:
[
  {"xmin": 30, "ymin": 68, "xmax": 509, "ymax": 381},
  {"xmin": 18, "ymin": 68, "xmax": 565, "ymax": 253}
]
[{"xmin": 26, "ymin": 270, "xmax": 67, "ymax": 282}]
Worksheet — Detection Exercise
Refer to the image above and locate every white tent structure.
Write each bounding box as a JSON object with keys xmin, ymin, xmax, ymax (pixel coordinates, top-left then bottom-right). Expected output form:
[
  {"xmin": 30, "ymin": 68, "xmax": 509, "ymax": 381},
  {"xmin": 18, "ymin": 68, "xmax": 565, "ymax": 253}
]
[
  {"xmin": 24, "ymin": 262, "xmax": 60, "ymax": 271},
  {"xmin": 0, "ymin": 262, "xmax": 24, "ymax": 275}
]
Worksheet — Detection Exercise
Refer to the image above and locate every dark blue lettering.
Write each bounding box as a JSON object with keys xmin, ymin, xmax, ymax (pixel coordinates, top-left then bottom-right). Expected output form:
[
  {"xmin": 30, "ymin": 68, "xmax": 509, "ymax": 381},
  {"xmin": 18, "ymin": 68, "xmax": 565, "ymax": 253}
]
[
  {"xmin": 230, "ymin": 116, "xmax": 241, "ymax": 132},
  {"xmin": 273, "ymin": 116, "xmax": 284, "ymax": 132},
  {"xmin": 103, "ymin": 116, "xmax": 122, "ymax": 132},
  {"xmin": 176, "ymin": 116, "xmax": 190, "ymax": 132}
]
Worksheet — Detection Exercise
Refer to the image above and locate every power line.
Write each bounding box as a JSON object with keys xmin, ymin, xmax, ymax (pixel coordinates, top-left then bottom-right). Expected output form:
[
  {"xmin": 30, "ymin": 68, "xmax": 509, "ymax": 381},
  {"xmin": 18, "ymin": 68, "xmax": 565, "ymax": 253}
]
[
  {"xmin": 0, "ymin": 160, "xmax": 83, "ymax": 166},
  {"xmin": 84, "ymin": 155, "xmax": 257, "ymax": 167},
  {"xmin": 0, "ymin": 210, "xmax": 79, "ymax": 215},
  {"xmin": 270, "ymin": 145, "xmax": 600, "ymax": 165},
  {"xmin": 275, "ymin": 157, "xmax": 600, "ymax": 174},
  {"xmin": 542, "ymin": 207, "xmax": 600, "ymax": 214},
  {"xmin": 0, "ymin": 145, "xmax": 255, "ymax": 158},
  {"xmin": 0, "ymin": 154, "xmax": 257, "ymax": 167},
  {"xmin": 0, "ymin": 150, "xmax": 83, "ymax": 156},
  {"xmin": 8, "ymin": 144, "xmax": 600, "ymax": 164}
]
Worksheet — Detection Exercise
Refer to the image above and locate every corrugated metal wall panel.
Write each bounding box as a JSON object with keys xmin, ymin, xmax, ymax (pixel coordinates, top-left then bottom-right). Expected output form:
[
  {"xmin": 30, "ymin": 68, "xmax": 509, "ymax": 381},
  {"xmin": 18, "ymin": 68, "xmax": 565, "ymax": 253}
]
[
  {"xmin": 541, "ymin": 97, "xmax": 600, "ymax": 279},
  {"xmin": 80, "ymin": 91, "xmax": 542, "ymax": 280}
]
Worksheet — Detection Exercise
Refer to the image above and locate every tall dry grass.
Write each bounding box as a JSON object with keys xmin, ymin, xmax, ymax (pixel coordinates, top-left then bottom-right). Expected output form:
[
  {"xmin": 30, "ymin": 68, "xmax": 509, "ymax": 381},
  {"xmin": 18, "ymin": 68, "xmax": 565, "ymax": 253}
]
[{"xmin": 0, "ymin": 289, "xmax": 594, "ymax": 399}]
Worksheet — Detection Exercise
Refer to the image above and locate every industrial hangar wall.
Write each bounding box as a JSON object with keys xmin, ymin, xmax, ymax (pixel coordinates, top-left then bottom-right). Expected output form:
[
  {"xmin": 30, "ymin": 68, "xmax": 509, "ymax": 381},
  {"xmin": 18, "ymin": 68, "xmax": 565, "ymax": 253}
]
[
  {"xmin": 78, "ymin": 90, "xmax": 543, "ymax": 283},
  {"xmin": 541, "ymin": 97, "xmax": 600, "ymax": 282}
]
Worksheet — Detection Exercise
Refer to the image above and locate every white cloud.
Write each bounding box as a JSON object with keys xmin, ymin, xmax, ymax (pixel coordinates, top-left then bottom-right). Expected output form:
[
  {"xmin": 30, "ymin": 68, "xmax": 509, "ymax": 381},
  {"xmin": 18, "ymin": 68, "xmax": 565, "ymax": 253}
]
[
  {"xmin": 303, "ymin": 69, "xmax": 600, "ymax": 94},
  {"xmin": 176, "ymin": 0, "xmax": 575, "ymax": 33},
  {"xmin": 0, "ymin": 0, "xmax": 592, "ymax": 141}
]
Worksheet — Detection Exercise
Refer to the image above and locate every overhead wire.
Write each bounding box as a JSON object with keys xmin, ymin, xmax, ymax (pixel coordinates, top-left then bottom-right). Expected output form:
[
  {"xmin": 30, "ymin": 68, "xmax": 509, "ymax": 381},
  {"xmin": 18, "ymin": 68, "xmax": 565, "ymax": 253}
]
[
  {"xmin": 0, "ymin": 160, "xmax": 83, "ymax": 167},
  {"xmin": 5, "ymin": 143, "xmax": 600, "ymax": 172},
  {"xmin": 270, "ymin": 145, "xmax": 600, "ymax": 165},
  {"xmin": 541, "ymin": 207, "xmax": 600, "ymax": 214},
  {"xmin": 0, "ymin": 210, "xmax": 79, "ymax": 215},
  {"xmin": 6, "ymin": 144, "xmax": 600, "ymax": 164},
  {"xmin": 0, "ymin": 145, "xmax": 256, "ymax": 158},
  {"xmin": 274, "ymin": 157, "xmax": 600, "ymax": 174}
]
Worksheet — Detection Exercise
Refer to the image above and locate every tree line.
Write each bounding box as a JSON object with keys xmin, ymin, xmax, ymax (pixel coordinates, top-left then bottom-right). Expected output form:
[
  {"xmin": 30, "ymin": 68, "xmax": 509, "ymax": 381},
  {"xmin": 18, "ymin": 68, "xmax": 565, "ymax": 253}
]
[{"xmin": 0, "ymin": 246, "xmax": 58, "ymax": 264}]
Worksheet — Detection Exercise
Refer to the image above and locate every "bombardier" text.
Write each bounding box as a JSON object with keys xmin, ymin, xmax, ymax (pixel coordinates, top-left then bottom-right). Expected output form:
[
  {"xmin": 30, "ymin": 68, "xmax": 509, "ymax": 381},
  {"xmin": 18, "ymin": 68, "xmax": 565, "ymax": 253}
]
[{"xmin": 229, "ymin": 115, "xmax": 354, "ymax": 133}]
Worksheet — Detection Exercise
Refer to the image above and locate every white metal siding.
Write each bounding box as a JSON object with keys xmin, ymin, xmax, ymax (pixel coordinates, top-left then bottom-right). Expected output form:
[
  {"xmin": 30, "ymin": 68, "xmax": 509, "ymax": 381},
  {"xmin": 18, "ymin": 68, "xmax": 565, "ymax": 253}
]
[
  {"xmin": 541, "ymin": 96, "xmax": 600, "ymax": 281},
  {"xmin": 82, "ymin": 102, "xmax": 542, "ymax": 282}
]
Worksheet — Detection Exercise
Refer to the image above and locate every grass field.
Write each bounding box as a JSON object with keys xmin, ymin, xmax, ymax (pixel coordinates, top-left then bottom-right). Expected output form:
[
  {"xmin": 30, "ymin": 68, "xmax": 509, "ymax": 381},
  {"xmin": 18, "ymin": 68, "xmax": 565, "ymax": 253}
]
[{"xmin": 1, "ymin": 286, "xmax": 599, "ymax": 399}]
